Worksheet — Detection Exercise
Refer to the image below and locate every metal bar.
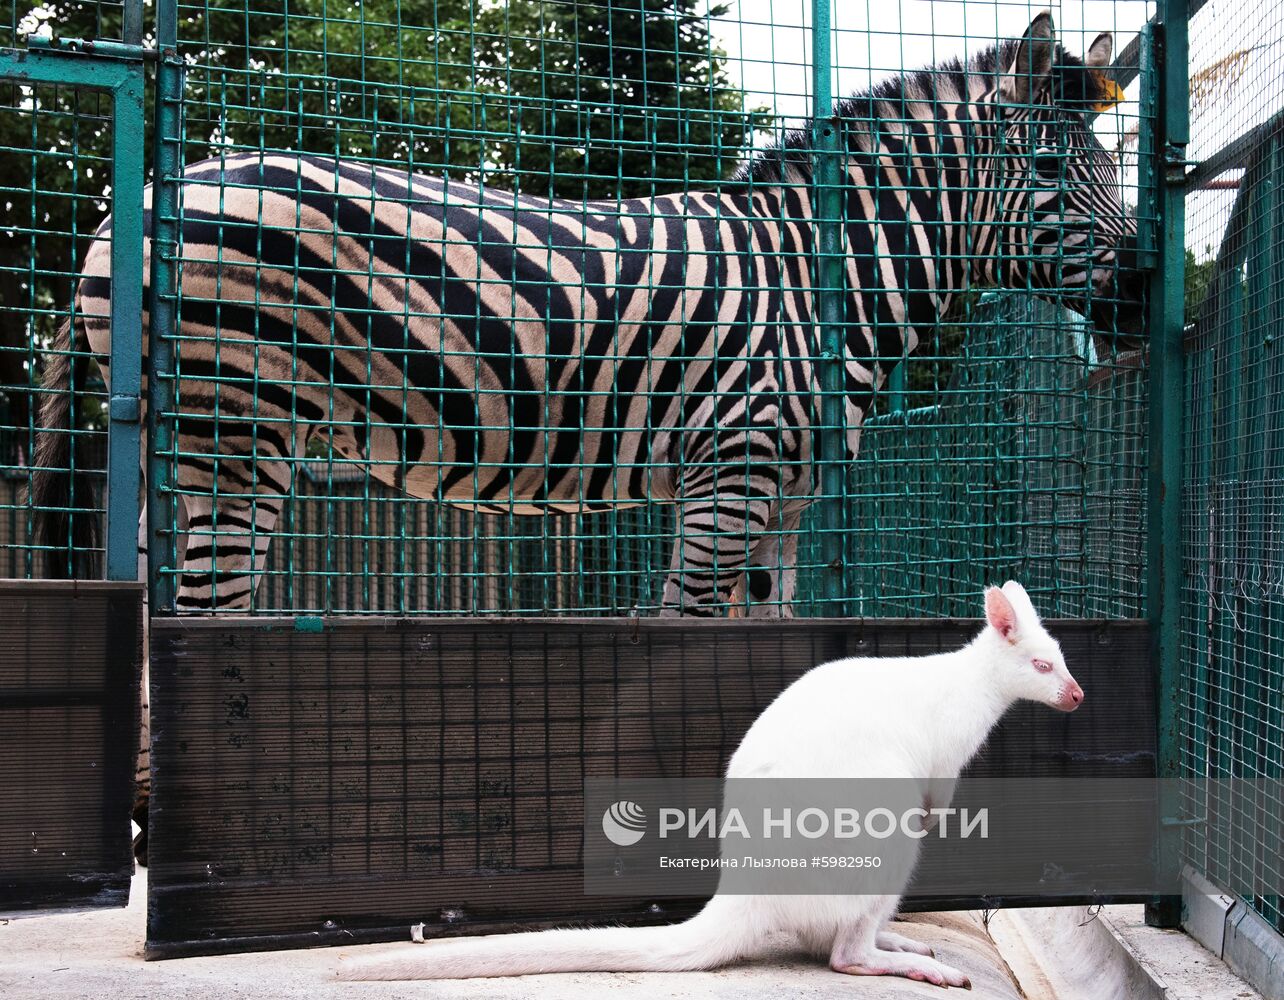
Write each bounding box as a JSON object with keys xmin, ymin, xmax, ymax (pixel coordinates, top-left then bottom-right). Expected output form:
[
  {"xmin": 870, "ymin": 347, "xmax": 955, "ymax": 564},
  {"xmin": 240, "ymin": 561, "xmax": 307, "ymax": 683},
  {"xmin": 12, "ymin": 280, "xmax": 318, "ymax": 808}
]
[
  {"xmin": 123, "ymin": 0, "xmax": 145, "ymax": 47},
  {"xmin": 1240, "ymin": 139, "xmax": 1273, "ymax": 899},
  {"xmin": 1185, "ymin": 108, "xmax": 1284, "ymax": 192},
  {"xmin": 1108, "ymin": 0, "xmax": 1210, "ymax": 90},
  {"xmin": 810, "ymin": 0, "xmax": 848, "ymax": 615},
  {"xmin": 886, "ymin": 362, "xmax": 907, "ymax": 415},
  {"xmin": 1135, "ymin": 26, "xmax": 1159, "ymax": 270},
  {"xmin": 147, "ymin": 0, "xmax": 183, "ymax": 614},
  {"xmin": 1145, "ymin": 0, "xmax": 1190, "ymax": 931},
  {"xmin": 0, "ymin": 48, "xmax": 136, "ymax": 87},
  {"xmin": 25, "ymin": 35, "xmax": 155, "ymax": 62},
  {"xmin": 104, "ymin": 69, "xmax": 147, "ymax": 582}
]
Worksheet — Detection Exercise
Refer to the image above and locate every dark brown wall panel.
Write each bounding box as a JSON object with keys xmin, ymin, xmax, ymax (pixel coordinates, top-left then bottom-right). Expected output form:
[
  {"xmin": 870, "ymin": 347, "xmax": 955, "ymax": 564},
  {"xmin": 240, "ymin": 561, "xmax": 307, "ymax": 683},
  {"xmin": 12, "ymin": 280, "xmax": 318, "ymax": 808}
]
[
  {"xmin": 147, "ymin": 617, "xmax": 1153, "ymax": 957},
  {"xmin": 1, "ymin": 581, "xmax": 143, "ymax": 914}
]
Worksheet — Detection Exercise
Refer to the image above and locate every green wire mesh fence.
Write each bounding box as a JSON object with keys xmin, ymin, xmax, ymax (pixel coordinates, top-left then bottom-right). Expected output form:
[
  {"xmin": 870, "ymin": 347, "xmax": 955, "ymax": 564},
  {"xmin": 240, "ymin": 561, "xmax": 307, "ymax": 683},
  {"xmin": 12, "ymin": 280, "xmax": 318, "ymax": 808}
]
[
  {"xmin": 3, "ymin": 0, "xmax": 1156, "ymax": 623},
  {"xmin": 143, "ymin": 0, "xmax": 1155, "ymax": 617},
  {"xmin": 1181, "ymin": 0, "xmax": 1284, "ymax": 935},
  {"xmin": 0, "ymin": 0, "xmax": 131, "ymax": 580},
  {"xmin": 818, "ymin": 294, "xmax": 1147, "ymax": 619}
]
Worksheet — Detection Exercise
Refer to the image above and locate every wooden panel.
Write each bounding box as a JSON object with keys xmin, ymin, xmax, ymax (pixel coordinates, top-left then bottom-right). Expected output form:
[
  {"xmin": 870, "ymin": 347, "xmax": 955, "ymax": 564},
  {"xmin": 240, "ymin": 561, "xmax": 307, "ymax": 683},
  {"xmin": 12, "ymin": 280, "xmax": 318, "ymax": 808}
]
[
  {"xmin": 147, "ymin": 617, "xmax": 1153, "ymax": 957},
  {"xmin": 0, "ymin": 581, "xmax": 143, "ymax": 914}
]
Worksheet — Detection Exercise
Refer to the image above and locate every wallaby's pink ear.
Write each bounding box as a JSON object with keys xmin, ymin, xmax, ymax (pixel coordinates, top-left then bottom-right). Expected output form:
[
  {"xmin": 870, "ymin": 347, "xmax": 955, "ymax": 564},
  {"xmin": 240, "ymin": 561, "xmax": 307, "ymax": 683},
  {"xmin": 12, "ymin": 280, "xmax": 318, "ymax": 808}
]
[
  {"xmin": 1001, "ymin": 580, "xmax": 1040, "ymax": 624},
  {"xmin": 985, "ymin": 586, "xmax": 1020, "ymax": 642}
]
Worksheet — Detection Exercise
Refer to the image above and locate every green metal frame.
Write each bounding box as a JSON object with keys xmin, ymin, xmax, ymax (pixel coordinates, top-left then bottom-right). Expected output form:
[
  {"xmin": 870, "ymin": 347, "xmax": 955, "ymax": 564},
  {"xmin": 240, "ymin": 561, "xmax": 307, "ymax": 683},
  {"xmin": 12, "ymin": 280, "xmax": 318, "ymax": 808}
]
[
  {"xmin": 810, "ymin": 0, "xmax": 848, "ymax": 616},
  {"xmin": 147, "ymin": 0, "xmax": 182, "ymax": 614},
  {"xmin": 0, "ymin": 27, "xmax": 146, "ymax": 584},
  {"xmin": 1143, "ymin": 0, "xmax": 1190, "ymax": 930}
]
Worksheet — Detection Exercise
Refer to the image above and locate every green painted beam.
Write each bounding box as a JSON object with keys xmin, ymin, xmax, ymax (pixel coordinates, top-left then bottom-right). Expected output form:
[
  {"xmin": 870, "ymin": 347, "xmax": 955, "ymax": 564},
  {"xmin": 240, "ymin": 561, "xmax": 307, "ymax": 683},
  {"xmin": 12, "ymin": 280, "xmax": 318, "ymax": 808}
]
[
  {"xmin": 0, "ymin": 44, "xmax": 148, "ymax": 584},
  {"xmin": 1145, "ymin": 0, "xmax": 1190, "ymax": 931},
  {"xmin": 146, "ymin": 2, "xmax": 183, "ymax": 614},
  {"xmin": 105, "ymin": 67, "xmax": 146, "ymax": 583},
  {"xmin": 810, "ymin": 0, "xmax": 849, "ymax": 616}
]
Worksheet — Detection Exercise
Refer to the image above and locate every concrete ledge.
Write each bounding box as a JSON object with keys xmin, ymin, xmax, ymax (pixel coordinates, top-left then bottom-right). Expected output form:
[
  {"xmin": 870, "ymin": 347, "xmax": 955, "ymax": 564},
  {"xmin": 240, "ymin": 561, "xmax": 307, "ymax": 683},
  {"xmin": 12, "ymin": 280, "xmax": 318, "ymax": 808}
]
[
  {"xmin": 1183, "ymin": 868, "xmax": 1284, "ymax": 1000},
  {"xmin": 988, "ymin": 905, "xmax": 1164, "ymax": 1000},
  {"xmin": 989, "ymin": 901, "xmax": 1271, "ymax": 1000}
]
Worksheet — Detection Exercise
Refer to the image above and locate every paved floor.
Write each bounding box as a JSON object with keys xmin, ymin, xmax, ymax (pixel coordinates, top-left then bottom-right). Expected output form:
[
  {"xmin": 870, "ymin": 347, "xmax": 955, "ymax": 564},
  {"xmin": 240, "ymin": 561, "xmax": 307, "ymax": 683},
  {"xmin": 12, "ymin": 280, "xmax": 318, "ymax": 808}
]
[{"xmin": 2, "ymin": 871, "xmax": 1028, "ymax": 1000}]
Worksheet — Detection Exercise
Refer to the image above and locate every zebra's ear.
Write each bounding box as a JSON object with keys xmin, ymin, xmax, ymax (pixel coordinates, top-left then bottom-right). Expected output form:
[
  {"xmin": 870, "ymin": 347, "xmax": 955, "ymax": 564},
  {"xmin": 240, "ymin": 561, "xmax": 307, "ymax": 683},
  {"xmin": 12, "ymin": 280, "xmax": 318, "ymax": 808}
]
[
  {"xmin": 1086, "ymin": 32, "xmax": 1113, "ymax": 68},
  {"xmin": 1001, "ymin": 11, "xmax": 1056, "ymax": 104}
]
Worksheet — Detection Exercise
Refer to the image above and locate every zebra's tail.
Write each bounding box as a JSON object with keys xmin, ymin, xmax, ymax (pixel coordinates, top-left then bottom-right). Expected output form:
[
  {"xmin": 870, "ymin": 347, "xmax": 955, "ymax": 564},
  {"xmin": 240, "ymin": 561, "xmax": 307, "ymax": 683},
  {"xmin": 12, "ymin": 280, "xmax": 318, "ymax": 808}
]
[
  {"xmin": 336, "ymin": 895, "xmax": 756, "ymax": 981},
  {"xmin": 29, "ymin": 318, "xmax": 100, "ymax": 578}
]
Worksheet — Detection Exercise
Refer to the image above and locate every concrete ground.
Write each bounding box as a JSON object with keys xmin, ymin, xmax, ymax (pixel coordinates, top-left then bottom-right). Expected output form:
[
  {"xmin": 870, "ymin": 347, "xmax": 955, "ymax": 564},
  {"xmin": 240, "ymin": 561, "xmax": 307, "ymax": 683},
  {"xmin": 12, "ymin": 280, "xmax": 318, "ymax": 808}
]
[
  {"xmin": 2, "ymin": 872, "xmax": 1267, "ymax": 1000},
  {"xmin": 2, "ymin": 871, "xmax": 1025, "ymax": 1000}
]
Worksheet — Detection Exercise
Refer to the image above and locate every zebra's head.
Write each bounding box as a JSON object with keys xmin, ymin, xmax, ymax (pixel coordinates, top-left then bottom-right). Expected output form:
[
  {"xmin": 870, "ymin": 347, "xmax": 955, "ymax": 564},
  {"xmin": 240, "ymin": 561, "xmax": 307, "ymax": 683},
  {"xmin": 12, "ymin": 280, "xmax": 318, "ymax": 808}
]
[{"xmin": 988, "ymin": 13, "xmax": 1144, "ymax": 348}]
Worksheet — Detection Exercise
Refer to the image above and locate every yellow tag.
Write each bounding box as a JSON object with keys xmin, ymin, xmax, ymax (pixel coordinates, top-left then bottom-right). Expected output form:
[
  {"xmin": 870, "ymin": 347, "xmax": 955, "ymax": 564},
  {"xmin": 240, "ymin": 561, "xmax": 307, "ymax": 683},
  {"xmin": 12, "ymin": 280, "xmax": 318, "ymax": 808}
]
[{"xmin": 1091, "ymin": 74, "xmax": 1126, "ymax": 112}]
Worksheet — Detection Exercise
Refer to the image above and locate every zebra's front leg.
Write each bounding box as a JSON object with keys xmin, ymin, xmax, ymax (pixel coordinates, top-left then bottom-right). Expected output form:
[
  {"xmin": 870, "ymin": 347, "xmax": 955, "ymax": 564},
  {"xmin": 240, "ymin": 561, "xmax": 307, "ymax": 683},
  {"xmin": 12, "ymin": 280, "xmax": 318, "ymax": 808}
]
[
  {"xmin": 176, "ymin": 491, "xmax": 287, "ymax": 611},
  {"xmin": 659, "ymin": 495, "xmax": 775, "ymax": 616},
  {"xmin": 729, "ymin": 508, "xmax": 803, "ymax": 618}
]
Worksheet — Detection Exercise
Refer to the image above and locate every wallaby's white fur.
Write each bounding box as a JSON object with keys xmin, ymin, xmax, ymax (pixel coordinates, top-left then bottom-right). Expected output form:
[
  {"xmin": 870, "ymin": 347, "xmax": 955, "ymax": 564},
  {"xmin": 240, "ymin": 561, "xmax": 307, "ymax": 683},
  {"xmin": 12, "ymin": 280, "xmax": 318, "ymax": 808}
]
[{"xmin": 337, "ymin": 582, "xmax": 1083, "ymax": 986}]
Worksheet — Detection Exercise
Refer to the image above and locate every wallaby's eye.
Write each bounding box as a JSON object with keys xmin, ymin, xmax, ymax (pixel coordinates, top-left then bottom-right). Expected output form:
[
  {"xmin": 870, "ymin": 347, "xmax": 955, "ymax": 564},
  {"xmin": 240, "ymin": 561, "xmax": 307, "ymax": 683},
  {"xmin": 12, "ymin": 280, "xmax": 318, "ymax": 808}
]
[{"xmin": 1033, "ymin": 658, "xmax": 1054, "ymax": 673}]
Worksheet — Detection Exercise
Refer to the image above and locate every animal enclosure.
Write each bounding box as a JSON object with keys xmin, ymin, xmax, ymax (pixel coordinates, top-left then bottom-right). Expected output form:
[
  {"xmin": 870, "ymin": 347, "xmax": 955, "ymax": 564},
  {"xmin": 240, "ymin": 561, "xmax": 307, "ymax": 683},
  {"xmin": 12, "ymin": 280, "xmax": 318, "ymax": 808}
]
[
  {"xmin": 1, "ymin": 0, "xmax": 1281, "ymax": 968},
  {"xmin": 4, "ymin": 0, "xmax": 1153, "ymax": 620}
]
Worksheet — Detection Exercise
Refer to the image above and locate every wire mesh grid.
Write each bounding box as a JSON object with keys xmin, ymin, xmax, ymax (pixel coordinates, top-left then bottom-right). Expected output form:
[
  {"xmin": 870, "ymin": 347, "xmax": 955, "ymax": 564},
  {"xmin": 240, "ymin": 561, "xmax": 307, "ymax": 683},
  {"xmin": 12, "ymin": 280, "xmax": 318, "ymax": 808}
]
[
  {"xmin": 1181, "ymin": 0, "xmax": 1284, "ymax": 935},
  {"xmin": 3, "ymin": 0, "xmax": 1155, "ymax": 621},
  {"xmin": 4, "ymin": 0, "xmax": 129, "ymax": 49},
  {"xmin": 0, "ymin": 0, "xmax": 129, "ymax": 579},
  {"xmin": 112, "ymin": 0, "xmax": 1155, "ymax": 618}
]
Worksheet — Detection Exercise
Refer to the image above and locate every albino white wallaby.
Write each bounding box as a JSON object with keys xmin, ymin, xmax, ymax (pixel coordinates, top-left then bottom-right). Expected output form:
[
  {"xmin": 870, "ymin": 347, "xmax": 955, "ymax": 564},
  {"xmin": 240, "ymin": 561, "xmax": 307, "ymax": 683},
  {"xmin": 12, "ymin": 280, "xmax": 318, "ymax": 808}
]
[{"xmin": 338, "ymin": 582, "xmax": 1083, "ymax": 987}]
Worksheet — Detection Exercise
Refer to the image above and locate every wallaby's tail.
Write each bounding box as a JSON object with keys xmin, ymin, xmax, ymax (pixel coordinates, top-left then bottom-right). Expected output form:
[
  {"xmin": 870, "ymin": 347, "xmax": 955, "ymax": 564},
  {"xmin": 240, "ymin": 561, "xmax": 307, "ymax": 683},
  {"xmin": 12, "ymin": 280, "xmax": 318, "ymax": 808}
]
[
  {"xmin": 337, "ymin": 895, "xmax": 754, "ymax": 981},
  {"xmin": 29, "ymin": 319, "xmax": 100, "ymax": 578}
]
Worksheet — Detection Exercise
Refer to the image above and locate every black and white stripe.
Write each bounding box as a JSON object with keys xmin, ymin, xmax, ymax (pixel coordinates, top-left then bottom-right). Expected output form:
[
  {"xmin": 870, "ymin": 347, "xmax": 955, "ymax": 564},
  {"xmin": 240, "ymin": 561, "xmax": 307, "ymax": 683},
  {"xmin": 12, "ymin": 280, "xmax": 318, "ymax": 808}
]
[{"xmin": 41, "ymin": 14, "xmax": 1141, "ymax": 620}]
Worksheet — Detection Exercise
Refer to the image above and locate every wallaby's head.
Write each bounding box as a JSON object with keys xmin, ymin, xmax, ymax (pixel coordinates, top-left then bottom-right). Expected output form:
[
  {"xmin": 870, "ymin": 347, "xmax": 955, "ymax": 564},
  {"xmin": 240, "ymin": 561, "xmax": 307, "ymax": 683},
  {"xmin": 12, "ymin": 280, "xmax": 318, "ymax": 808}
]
[{"xmin": 982, "ymin": 581, "xmax": 1084, "ymax": 712}]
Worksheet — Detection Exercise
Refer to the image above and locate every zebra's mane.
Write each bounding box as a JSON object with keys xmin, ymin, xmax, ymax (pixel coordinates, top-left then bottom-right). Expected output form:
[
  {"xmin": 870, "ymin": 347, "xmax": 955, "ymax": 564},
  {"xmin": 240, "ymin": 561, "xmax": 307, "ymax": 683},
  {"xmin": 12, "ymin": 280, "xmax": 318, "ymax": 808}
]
[{"xmin": 739, "ymin": 39, "xmax": 1111, "ymax": 185}]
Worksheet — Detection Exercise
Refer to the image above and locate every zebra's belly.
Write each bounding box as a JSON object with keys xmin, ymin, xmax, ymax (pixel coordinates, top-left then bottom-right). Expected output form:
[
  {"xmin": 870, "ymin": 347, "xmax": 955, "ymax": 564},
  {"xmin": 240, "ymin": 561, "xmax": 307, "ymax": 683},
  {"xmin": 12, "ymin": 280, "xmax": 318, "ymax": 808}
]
[{"xmin": 339, "ymin": 419, "xmax": 676, "ymax": 512}]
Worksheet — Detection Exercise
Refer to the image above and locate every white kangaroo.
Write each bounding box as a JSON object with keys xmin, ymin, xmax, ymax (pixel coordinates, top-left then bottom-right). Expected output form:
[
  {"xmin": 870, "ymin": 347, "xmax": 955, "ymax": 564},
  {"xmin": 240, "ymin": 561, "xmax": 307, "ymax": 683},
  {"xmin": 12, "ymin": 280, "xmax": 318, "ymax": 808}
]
[{"xmin": 338, "ymin": 582, "xmax": 1084, "ymax": 987}]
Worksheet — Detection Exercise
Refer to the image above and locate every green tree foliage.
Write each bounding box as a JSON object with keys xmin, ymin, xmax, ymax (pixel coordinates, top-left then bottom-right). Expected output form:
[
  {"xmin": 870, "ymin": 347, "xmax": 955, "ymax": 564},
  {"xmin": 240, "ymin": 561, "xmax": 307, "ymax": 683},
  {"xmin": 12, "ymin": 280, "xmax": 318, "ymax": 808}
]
[
  {"xmin": 169, "ymin": 0, "xmax": 763, "ymax": 197},
  {"xmin": 1, "ymin": 3, "xmax": 125, "ymax": 443},
  {"xmin": 1184, "ymin": 247, "xmax": 1217, "ymax": 318},
  {"xmin": 1, "ymin": 0, "xmax": 764, "ymax": 451}
]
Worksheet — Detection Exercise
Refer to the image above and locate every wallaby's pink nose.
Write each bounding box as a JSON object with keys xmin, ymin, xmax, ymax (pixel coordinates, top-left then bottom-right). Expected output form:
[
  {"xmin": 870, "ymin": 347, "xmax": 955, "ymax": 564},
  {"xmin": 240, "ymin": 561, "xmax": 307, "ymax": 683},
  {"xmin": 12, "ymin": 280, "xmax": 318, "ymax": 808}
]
[{"xmin": 1062, "ymin": 682, "xmax": 1085, "ymax": 711}]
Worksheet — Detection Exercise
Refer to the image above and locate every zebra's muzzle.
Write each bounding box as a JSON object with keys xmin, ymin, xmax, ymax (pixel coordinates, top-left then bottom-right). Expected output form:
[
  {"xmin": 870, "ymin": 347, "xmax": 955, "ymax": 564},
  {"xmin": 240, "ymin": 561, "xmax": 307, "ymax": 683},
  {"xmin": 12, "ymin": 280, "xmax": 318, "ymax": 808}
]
[{"xmin": 1087, "ymin": 235, "xmax": 1146, "ymax": 352}]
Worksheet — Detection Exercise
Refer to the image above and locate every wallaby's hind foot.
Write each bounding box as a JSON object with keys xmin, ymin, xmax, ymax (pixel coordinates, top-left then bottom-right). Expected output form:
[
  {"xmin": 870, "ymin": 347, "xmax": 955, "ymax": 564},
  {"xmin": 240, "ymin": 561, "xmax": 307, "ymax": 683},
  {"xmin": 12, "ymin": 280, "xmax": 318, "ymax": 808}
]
[
  {"xmin": 876, "ymin": 928, "xmax": 934, "ymax": 957},
  {"xmin": 832, "ymin": 949, "xmax": 970, "ymax": 991}
]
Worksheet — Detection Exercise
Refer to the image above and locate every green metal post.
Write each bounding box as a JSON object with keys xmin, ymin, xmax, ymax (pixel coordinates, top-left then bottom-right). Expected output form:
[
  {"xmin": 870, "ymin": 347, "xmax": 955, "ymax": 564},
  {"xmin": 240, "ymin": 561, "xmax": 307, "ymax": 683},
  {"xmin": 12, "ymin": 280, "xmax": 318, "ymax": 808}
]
[
  {"xmin": 147, "ymin": 0, "xmax": 182, "ymax": 613},
  {"xmin": 0, "ymin": 41, "xmax": 149, "ymax": 585},
  {"xmin": 104, "ymin": 64, "xmax": 146, "ymax": 582},
  {"xmin": 887, "ymin": 363, "xmax": 907, "ymax": 416},
  {"xmin": 1145, "ymin": 0, "xmax": 1190, "ymax": 930},
  {"xmin": 811, "ymin": 0, "xmax": 848, "ymax": 614},
  {"xmin": 123, "ymin": 0, "xmax": 144, "ymax": 46}
]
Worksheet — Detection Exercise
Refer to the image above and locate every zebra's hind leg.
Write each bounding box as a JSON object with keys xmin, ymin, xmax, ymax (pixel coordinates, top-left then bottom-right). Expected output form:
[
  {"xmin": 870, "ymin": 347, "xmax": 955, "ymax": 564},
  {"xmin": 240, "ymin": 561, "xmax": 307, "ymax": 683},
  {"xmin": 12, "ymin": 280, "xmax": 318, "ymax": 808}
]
[
  {"xmin": 132, "ymin": 496, "xmax": 191, "ymax": 866},
  {"xmin": 135, "ymin": 507, "xmax": 150, "ymax": 865},
  {"xmin": 133, "ymin": 458, "xmax": 291, "ymax": 863},
  {"xmin": 659, "ymin": 494, "xmax": 775, "ymax": 616}
]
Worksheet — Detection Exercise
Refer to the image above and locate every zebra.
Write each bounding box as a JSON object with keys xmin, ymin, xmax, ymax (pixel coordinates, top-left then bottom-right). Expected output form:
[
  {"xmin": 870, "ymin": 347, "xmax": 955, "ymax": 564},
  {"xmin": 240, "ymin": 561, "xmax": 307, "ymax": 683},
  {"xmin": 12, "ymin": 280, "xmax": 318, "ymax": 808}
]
[{"xmin": 33, "ymin": 15, "xmax": 1142, "ymax": 860}]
